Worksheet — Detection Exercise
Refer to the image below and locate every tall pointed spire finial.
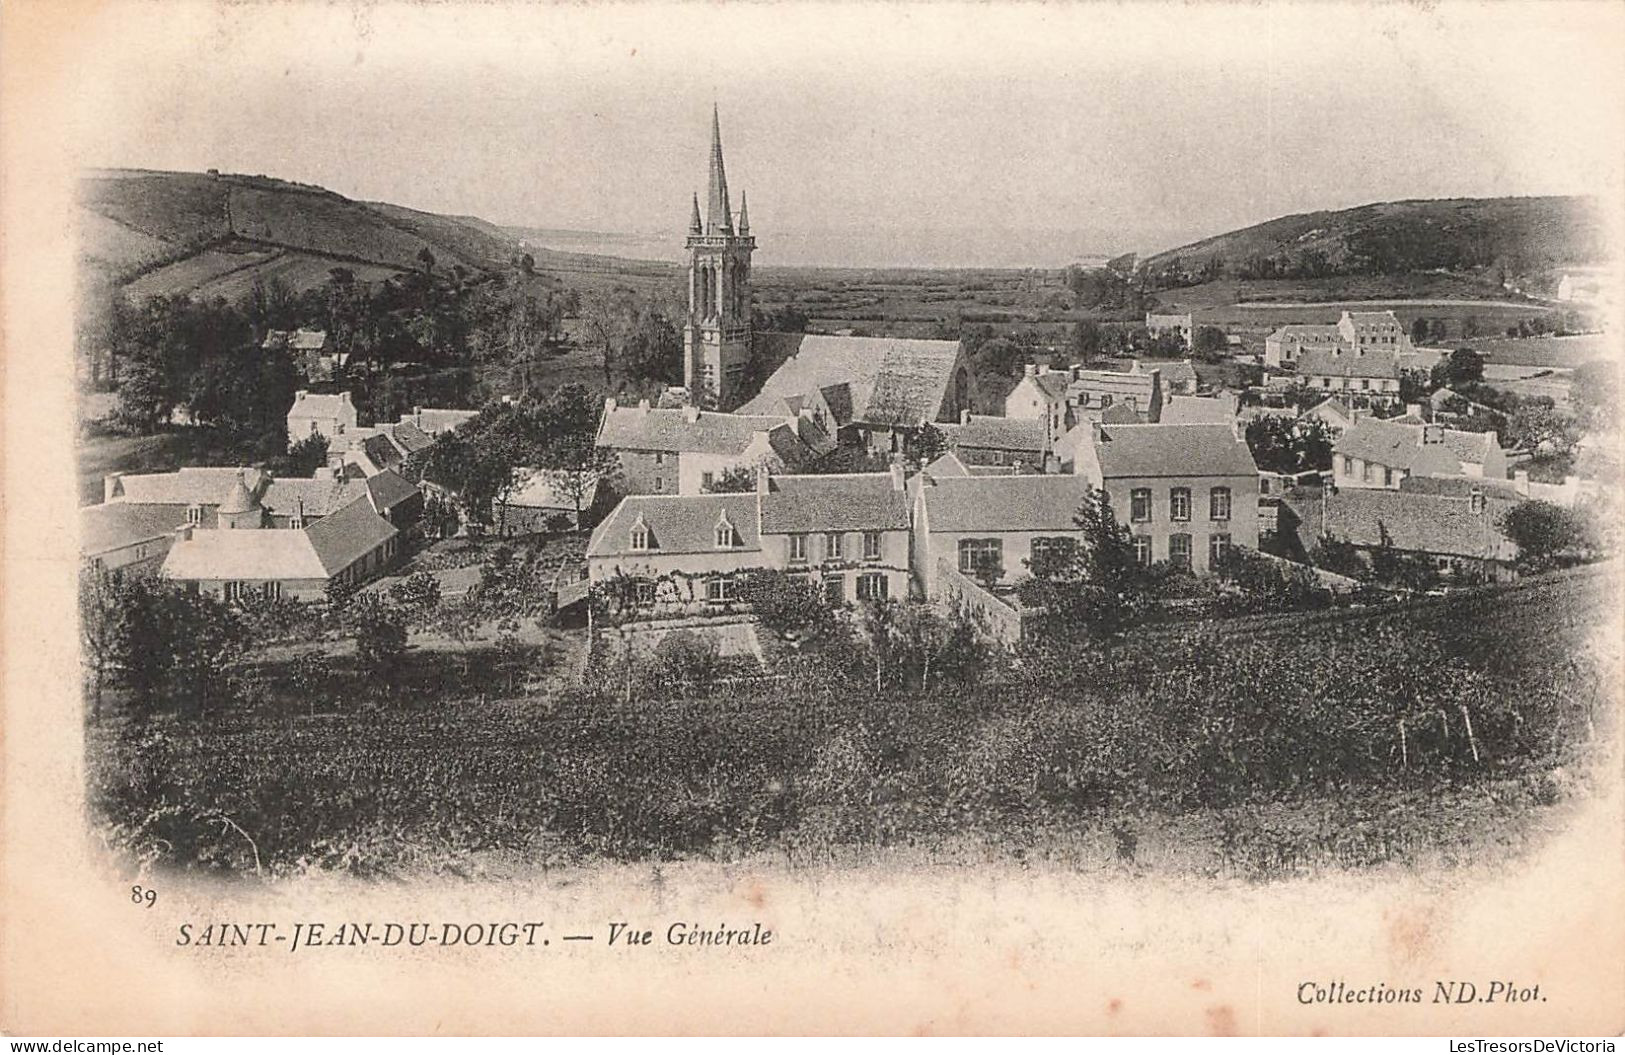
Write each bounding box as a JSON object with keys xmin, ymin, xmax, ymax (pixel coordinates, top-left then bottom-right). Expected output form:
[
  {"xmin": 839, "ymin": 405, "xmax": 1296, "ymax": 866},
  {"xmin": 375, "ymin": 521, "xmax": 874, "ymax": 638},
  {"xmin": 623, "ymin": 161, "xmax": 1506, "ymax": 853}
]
[
  {"xmin": 688, "ymin": 192, "xmax": 702, "ymax": 235},
  {"xmin": 705, "ymin": 104, "xmax": 733, "ymax": 235},
  {"xmin": 738, "ymin": 190, "xmax": 750, "ymax": 235}
]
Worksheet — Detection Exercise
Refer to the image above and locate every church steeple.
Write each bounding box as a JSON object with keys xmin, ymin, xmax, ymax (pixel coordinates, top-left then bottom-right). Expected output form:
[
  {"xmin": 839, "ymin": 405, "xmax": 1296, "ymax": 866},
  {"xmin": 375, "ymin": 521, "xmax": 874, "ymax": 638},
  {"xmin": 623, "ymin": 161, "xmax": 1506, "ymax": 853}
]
[
  {"xmin": 688, "ymin": 192, "xmax": 702, "ymax": 236},
  {"xmin": 737, "ymin": 190, "xmax": 750, "ymax": 236},
  {"xmin": 705, "ymin": 103, "xmax": 733, "ymax": 235}
]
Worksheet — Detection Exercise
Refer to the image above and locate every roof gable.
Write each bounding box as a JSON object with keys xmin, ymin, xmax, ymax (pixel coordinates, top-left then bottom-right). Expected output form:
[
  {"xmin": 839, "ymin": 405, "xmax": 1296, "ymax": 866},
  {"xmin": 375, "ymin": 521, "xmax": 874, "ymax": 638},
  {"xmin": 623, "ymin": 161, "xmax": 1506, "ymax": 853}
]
[{"xmin": 1094, "ymin": 423, "xmax": 1257, "ymax": 478}]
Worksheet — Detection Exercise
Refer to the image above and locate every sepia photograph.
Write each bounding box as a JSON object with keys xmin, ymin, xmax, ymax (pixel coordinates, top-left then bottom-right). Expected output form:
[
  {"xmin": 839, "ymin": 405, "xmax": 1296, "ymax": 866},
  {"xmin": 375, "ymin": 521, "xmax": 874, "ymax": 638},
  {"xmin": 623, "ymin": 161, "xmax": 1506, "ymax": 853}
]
[{"xmin": 3, "ymin": 0, "xmax": 1623, "ymax": 1038}]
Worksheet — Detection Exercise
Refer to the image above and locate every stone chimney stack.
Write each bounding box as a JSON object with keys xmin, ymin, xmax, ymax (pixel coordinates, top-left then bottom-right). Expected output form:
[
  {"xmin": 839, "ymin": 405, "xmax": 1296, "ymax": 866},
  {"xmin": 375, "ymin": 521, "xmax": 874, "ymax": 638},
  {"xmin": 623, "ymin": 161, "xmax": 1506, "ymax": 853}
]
[
  {"xmin": 755, "ymin": 468, "xmax": 770, "ymax": 495},
  {"xmin": 103, "ymin": 473, "xmax": 123, "ymax": 503},
  {"xmin": 683, "ymin": 404, "xmax": 701, "ymax": 423},
  {"xmin": 960, "ymin": 408, "xmax": 972, "ymax": 425},
  {"xmin": 890, "ymin": 462, "xmax": 906, "ymax": 491}
]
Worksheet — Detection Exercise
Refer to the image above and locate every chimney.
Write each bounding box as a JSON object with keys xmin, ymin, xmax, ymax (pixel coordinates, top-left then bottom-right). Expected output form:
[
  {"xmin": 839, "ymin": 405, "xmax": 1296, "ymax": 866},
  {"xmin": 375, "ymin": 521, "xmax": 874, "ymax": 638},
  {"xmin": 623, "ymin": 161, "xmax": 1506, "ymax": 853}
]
[
  {"xmin": 755, "ymin": 468, "xmax": 770, "ymax": 495},
  {"xmin": 1513, "ymin": 470, "xmax": 1530, "ymax": 495},
  {"xmin": 890, "ymin": 462, "xmax": 906, "ymax": 491},
  {"xmin": 604, "ymin": 397, "xmax": 617, "ymax": 416},
  {"xmin": 175, "ymin": 525, "xmax": 194, "ymax": 543},
  {"xmin": 340, "ymin": 391, "xmax": 352, "ymax": 404},
  {"xmin": 960, "ymin": 408, "xmax": 971, "ymax": 425},
  {"xmin": 331, "ymin": 464, "xmax": 345, "ymax": 480},
  {"xmin": 103, "ymin": 473, "xmax": 123, "ymax": 503},
  {"xmin": 1469, "ymin": 488, "xmax": 1486, "ymax": 515},
  {"xmin": 295, "ymin": 390, "xmax": 308, "ymax": 402},
  {"xmin": 683, "ymin": 404, "xmax": 700, "ymax": 423},
  {"xmin": 1024, "ymin": 363, "xmax": 1038, "ymax": 377},
  {"xmin": 1405, "ymin": 403, "xmax": 1421, "ymax": 419},
  {"xmin": 1043, "ymin": 452, "xmax": 1060, "ymax": 475}
]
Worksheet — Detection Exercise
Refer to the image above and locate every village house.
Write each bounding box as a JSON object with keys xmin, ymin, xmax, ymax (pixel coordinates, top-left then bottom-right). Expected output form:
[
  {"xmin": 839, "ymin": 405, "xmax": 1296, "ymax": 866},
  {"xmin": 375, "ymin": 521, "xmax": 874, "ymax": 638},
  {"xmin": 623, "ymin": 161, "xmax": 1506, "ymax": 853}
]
[
  {"xmin": 263, "ymin": 329, "xmax": 346, "ymax": 382},
  {"xmin": 501, "ymin": 467, "xmax": 602, "ymax": 533},
  {"xmin": 937, "ymin": 412, "xmax": 1049, "ymax": 468},
  {"xmin": 1005, "ymin": 363, "xmax": 1165, "ymax": 448},
  {"xmin": 285, "ymin": 390, "xmax": 359, "ymax": 449},
  {"xmin": 1295, "ymin": 347, "xmax": 1402, "ymax": 408},
  {"xmin": 158, "ymin": 475, "xmax": 404, "ymax": 600},
  {"xmin": 1151, "ymin": 358, "xmax": 1199, "ymax": 397},
  {"xmin": 584, "ymin": 468, "xmax": 911, "ymax": 614},
  {"xmin": 1298, "ymin": 396, "xmax": 1359, "ymax": 431},
  {"xmin": 1145, "ymin": 312, "xmax": 1194, "ymax": 349},
  {"xmin": 595, "ymin": 399, "xmax": 832, "ymax": 496},
  {"xmin": 1072, "ymin": 423, "xmax": 1260, "ymax": 573},
  {"xmin": 1332, "ymin": 418, "xmax": 1509, "ymax": 490},
  {"xmin": 84, "ymin": 466, "xmax": 421, "ymax": 578},
  {"xmin": 912, "ymin": 470, "xmax": 1099, "ymax": 599},
  {"xmin": 1264, "ymin": 310, "xmax": 1413, "ymax": 368},
  {"xmin": 1321, "ymin": 486, "xmax": 1519, "ymax": 582}
]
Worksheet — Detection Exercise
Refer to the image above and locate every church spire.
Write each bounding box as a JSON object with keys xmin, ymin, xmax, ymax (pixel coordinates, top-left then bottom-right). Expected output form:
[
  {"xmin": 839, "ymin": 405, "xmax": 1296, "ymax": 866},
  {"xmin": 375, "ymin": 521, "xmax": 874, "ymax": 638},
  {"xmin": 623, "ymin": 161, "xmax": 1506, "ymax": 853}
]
[
  {"xmin": 738, "ymin": 190, "xmax": 750, "ymax": 235},
  {"xmin": 705, "ymin": 103, "xmax": 733, "ymax": 235},
  {"xmin": 688, "ymin": 191, "xmax": 702, "ymax": 236}
]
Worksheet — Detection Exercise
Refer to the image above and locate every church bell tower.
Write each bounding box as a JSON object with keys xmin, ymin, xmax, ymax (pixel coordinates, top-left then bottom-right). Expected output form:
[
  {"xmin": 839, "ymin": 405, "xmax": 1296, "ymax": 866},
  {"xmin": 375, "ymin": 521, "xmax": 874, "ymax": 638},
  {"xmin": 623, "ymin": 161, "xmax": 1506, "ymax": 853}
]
[{"xmin": 683, "ymin": 106, "xmax": 755, "ymax": 408}]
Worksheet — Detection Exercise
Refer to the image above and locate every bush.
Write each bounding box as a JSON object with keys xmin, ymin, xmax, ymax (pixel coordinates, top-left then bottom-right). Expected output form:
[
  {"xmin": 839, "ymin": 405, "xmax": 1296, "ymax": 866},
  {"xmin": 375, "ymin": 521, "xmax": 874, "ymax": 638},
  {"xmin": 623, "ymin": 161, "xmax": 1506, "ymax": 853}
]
[{"xmin": 741, "ymin": 570, "xmax": 833, "ymax": 636}]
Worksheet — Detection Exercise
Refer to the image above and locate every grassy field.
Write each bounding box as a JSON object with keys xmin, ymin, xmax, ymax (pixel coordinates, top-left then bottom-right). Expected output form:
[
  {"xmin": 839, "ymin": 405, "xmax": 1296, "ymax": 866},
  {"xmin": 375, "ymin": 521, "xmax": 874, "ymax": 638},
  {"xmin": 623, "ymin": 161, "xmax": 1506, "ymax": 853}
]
[{"xmin": 84, "ymin": 567, "xmax": 1617, "ymax": 881}]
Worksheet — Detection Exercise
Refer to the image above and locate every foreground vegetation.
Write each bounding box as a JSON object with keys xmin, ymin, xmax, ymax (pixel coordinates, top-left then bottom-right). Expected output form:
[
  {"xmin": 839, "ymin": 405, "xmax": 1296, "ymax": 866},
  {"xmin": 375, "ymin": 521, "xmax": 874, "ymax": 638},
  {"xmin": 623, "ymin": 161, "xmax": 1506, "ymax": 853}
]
[{"xmin": 85, "ymin": 566, "xmax": 1616, "ymax": 881}]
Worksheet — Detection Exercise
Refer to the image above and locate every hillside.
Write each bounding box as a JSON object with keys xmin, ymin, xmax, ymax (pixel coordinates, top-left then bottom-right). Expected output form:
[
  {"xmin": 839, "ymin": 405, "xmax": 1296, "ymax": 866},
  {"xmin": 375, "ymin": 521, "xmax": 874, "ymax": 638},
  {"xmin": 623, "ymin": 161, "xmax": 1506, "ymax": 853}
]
[
  {"xmin": 1141, "ymin": 196, "xmax": 1608, "ymax": 294},
  {"xmin": 79, "ymin": 168, "xmax": 525, "ymax": 299}
]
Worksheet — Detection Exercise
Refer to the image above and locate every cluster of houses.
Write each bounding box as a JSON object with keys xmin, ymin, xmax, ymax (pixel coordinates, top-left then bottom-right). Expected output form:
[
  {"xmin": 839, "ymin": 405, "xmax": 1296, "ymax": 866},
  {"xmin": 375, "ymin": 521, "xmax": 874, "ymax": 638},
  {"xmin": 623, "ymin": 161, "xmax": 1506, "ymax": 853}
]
[{"xmin": 79, "ymin": 111, "xmax": 1596, "ymax": 637}]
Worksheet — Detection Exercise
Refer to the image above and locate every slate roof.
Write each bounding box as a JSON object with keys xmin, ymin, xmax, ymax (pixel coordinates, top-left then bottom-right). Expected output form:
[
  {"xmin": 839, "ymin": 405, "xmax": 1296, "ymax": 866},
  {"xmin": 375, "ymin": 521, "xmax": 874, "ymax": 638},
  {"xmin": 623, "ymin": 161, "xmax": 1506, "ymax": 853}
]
[
  {"xmin": 389, "ymin": 421, "xmax": 436, "ymax": 454},
  {"xmin": 286, "ymin": 393, "xmax": 353, "ymax": 418},
  {"xmin": 259, "ymin": 474, "xmax": 367, "ymax": 518},
  {"xmin": 81, "ymin": 503, "xmax": 186, "ymax": 557},
  {"xmin": 1297, "ymin": 349, "xmax": 1400, "ymax": 380},
  {"xmin": 1267, "ymin": 324, "xmax": 1341, "ymax": 340},
  {"xmin": 359, "ymin": 432, "xmax": 405, "ymax": 471},
  {"xmin": 938, "ymin": 415, "xmax": 1047, "ymax": 453},
  {"xmin": 1094, "ymin": 424, "xmax": 1258, "ymax": 479},
  {"xmin": 400, "ymin": 408, "xmax": 479, "ymax": 434},
  {"xmin": 1032, "ymin": 371, "xmax": 1071, "ymax": 400},
  {"xmin": 263, "ymin": 328, "xmax": 329, "ymax": 351},
  {"xmin": 162, "ymin": 530, "xmax": 330, "ymax": 581},
  {"xmin": 596, "ymin": 405, "xmax": 820, "ymax": 464},
  {"xmin": 759, "ymin": 473, "xmax": 910, "ymax": 534},
  {"xmin": 1154, "ymin": 360, "xmax": 1199, "ymax": 387},
  {"xmin": 509, "ymin": 468, "xmax": 599, "ymax": 512},
  {"xmin": 364, "ymin": 470, "xmax": 422, "ymax": 514},
  {"xmin": 1323, "ymin": 489, "xmax": 1518, "ymax": 561},
  {"xmin": 1399, "ymin": 475, "xmax": 1523, "ymax": 501},
  {"xmin": 1160, "ymin": 395, "xmax": 1237, "ymax": 426},
  {"xmin": 1334, "ymin": 419, "xmax": 1498, "ymax": 474},
  {"xmin": 588, "ymin": 493, "xmax": 762, "ymax": 558},
  {"xmin": 919, "ymin": 474, "xmax": 1098, "ymax": 533},
  {"xmin": 304, "ymin": 493, "xmax": 399, "ymax": 575},
  {"xmin": 110, "ymin": 467, "xmax": 268, "ymax": 506},
  {"xmin": 1099, "ymin": 403, "xmax": 1143, "ymax": 425},
  {"xmin": 738, "ymin": 333, "xmax": 963, "ymax": 427}
]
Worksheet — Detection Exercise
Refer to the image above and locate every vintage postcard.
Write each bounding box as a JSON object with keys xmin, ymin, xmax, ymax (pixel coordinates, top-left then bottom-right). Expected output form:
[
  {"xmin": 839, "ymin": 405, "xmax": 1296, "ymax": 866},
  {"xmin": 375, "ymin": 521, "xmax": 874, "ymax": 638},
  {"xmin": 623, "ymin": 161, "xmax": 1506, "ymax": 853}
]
[{"xmin": 2, "ymin": 0, "xmax": 1623, "ymax": 1037}]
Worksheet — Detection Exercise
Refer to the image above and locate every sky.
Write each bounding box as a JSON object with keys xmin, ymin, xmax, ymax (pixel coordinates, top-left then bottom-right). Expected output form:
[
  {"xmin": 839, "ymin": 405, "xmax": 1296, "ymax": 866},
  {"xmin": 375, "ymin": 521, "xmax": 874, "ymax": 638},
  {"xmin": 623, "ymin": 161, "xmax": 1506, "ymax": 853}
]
[{"xmin": 66, "ymin": 0, "xmax": 1625, "ymax": 268}]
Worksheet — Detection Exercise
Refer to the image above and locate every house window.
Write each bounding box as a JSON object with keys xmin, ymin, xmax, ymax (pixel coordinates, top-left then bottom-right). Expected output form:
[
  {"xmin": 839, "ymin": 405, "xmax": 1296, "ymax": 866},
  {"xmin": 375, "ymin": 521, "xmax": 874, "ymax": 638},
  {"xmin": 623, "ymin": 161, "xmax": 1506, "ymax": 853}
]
[
  {"xmin": 957, "ymin": 538, "xmax": 1003, "ymax": 579},
  {"xmin": 1131, "ymin": 488, "xmax": 1152, "ymax": 522},
  {"xmin": 823, "ymin": 574, "xmax": 845, "ymax": 604},
  {"xmin": 1341, "ymin": 455, "xmax": 1353, "ymax": 475},
  {"xmin": 1169, "ymin": 534, "xmax": 1192, "ymax": 568},
  {"xmin": 1030, "ymin": 536, "xmax": 1076, "ymax": 568},
  {"xmin": 630, "ymin": 520, "xmax": 651, "ymax": 551},
  {"xmin": 186, "ymin": 505, "xmax": 203, "ymax": 526},
  {"xmin": 705, "ymin": 577, "xmax": 734, "ymax": 604},
  {"xmin": 1170, "ymin": 487, "xmax": 1191, "ymax": 522},
  {"xmin": 856, "ymin": 573, "xmax": 888, "ymax": 601},
  {"xmin": 634, "ymin": 580, "xmax": 656, "ymax": 606},
  {"xmin": 654, "ymin": 477, "xmax": 665, "ymax": 493},
  {"xmin": 788, "ymin": 533, "xmax": 808, "ymax": 563},
  {"xmin": 1133, "ymin": 535, "xmax": 1152, "ymax": 567},
  {"xmin": 1209, "ymin": 487, "xmax": 1231, "ymax": 521},
  {"xmin": 862, "ymin": 531, "xmax": 882, "ymax": 560},
  {"xmin": 825, "ymin": 532, "xmax": 844, "ymax": 560},
  {"xmin": 263, "ymin": 582, "xmax": 283, "ymax": 600},
  {"xmin": 1384, "ymin": 467, "xmax": 1394, "ymax": 487},
  {"xmin": 1209, "ymin": 533, "xmax": 1231, "ymax": 567},
  {"xmin": 1101, "ymin": 394, "xmax": 1113, "ymax": 408},
  {"xmin": 714, "ymin": 512, "xmax": 740, "ymax": 549},
  {"xmin": 701, "ymin": 471, "xmax": 715, "ymax": 490},
  {"xmin": 224, "ymin": 581, "xmax": 247, "ymax": 601},
  {"xmin": 654, "ymin": 452, "xmax": 665, "ymax": 466}
]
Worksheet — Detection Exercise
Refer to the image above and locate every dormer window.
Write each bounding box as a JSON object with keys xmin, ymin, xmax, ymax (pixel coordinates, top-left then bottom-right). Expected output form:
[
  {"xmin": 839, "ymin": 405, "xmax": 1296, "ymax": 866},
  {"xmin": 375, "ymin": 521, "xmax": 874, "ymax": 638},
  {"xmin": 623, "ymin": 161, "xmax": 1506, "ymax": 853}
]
[
  {"xmin": 186, "ymin": 505, "xmax": 203, "ymax": 526},
  {"xmin": 629, "ymin": 514, "xmax": 652, "ymax": 552},
  {"xmin": 714, "ymin": 510, "xmax": 740, "ymax": 549}
]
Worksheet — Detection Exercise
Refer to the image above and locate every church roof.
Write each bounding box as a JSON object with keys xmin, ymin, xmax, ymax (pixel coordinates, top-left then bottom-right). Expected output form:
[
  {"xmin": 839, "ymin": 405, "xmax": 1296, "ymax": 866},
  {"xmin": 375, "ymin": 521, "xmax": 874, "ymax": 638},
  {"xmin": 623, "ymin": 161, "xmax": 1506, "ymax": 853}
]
[
  {"xmin": 705, "ymin": 105, "xmax": 733, "ymax": 235},
  {"xmin": 739, "ymin": 333, "xmax": 965, "ymax": 428}
]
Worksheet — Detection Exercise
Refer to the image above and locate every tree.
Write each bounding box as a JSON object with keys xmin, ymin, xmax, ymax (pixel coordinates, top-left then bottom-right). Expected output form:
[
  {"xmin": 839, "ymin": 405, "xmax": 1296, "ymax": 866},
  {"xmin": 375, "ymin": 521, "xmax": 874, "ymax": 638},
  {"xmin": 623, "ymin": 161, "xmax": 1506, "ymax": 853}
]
[
  {"xmin": 389, "ymin": 571, "xmax": 442, "ymax": 618},
  {"xmin": 1500, "ymin": 500, "xmax": 1588, "ymax": 570},
  {"xmin": 541, "ymin": 433, "xmax": 619, "ymax": 528},
  {"xmin": 1192, "ymin": 325, "xmax": 1228, "ymax": 358},
  {"xmin": 1506, "ymin": 400, "xmax": 1579, "ymax": 456},
  {"xmin": 350, "ymin": 595, "xmax": 408, "ymax": 685},
  {"xmin": 1019, "ymin": 487, "xmax": 1145, "ymax": 641},
  {"xmin": 416, "ymin": 247, "xmax": 437, "ymax": 277},
  {"xmin": 1410, "ymin": 317, "xmax": 1431, "ymax": 345},
  {"xmin": 1442, "ymin": 348, "xmax": 1485, "ymax": 386},
  {"xmin": 741, "ymin": 570, "xmax": 832, "ymax": 636},
  {"xmin": 1570, "ymin": 361, "xmax": 1619, "ymax": 433},
  {"xmin": 78, "ymin": 567, "xmax": 122, "ymax": 719},
  {"xmin": 287, "ymin": 433, "xmax": 330, "ymax": 476},
  {"xmin": 912, "ymin": 423, "xmax": 949, "ymax": 466},
  {"xmin": 653, "ymin": 629, "xmax": 723, "ymax": 693},
  {"xmin": 703, "ymin": 464, "xmax": 759, "ymax": 493}
]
